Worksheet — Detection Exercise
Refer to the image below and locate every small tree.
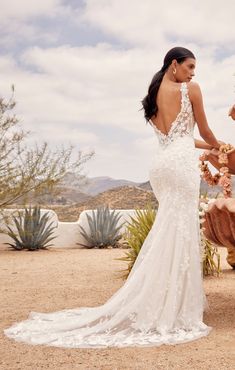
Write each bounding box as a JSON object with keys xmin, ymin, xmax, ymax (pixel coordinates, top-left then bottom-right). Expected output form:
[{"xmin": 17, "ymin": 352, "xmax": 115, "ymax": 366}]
[{"xmin": 0, "ymin": 86, "xmax": 94, "ymax": 228}]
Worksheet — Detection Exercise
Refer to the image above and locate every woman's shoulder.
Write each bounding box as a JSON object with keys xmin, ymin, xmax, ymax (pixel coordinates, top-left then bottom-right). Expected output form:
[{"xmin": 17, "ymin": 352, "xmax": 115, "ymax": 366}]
[
  {"xmin": 186, "ymin": 81, "xmax": 201, "ymax": 92},
  {"xmin": 186, "ymin": 81, "xmax": 202, "ymax": 101}
]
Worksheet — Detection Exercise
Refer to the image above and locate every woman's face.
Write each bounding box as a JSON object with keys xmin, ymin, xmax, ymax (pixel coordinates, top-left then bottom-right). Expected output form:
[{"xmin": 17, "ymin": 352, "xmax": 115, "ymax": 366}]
[{"xmin": 175, "ymin": 57, "xmax": 196, "ymax": 82}]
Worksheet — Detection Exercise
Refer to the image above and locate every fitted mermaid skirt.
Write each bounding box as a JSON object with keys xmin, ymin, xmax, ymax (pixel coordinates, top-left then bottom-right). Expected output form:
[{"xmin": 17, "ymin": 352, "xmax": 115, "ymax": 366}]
[{"xmin": 3, "ymin": 133, "xmax": 212, "ymax": 348}]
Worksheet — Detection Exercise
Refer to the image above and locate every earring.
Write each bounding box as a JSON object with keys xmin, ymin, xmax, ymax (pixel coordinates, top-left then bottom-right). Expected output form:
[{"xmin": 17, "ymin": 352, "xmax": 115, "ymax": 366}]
[{"xmin": 173, "ymin": 68, "xmax": 176, "ymax": 75}]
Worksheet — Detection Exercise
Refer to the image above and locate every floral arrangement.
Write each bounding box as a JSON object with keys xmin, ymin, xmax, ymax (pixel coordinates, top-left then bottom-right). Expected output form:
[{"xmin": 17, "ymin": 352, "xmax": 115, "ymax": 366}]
[{"xmin": 199, "ymin": 144, "xmax": 233, "ymax": 198}]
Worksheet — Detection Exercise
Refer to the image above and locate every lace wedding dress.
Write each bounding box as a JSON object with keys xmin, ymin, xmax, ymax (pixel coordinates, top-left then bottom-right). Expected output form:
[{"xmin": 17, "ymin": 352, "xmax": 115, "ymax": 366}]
[{"xmin": 4, "ymin": 82, "xmax": 212, "ymax": 348}]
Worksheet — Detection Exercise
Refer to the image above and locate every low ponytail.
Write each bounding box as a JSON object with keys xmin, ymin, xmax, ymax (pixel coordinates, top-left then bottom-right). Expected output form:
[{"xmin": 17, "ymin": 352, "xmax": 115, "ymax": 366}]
[
  {"xmin": 141, "ymin": 68, "xmax": 165, "ymax": 121},
  {"xmin": 141, "ymin": 46, "xmax": 195, "ymax": 122}
]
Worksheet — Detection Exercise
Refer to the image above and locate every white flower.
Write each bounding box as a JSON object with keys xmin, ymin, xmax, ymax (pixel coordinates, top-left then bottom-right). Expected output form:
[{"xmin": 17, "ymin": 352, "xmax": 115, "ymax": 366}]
[
  {"xmin": 208, "ymin": 198, "xmax": 216, "ymax": 204},
  {"xmin": 200, "ymin": 202, "xmax": 208, "ymax": 211}
]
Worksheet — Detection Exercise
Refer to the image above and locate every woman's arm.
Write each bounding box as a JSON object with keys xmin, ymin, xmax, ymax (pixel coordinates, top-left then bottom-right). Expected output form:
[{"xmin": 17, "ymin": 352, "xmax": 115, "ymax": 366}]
[
  {"xmin": 188, "ymin": 82, "xmax": 220, "ymax": 149},
  {"xmin": 194, "ymin": 139, "xmax": 213, "ymax": 150},
  {"xmin": 194, "ymin": 139, "xmax": 225, "ymax": 150}
]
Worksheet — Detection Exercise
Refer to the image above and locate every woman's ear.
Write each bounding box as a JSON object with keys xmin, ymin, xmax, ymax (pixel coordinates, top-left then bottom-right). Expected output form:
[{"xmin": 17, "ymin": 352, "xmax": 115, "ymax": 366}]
[{"xmin": 171, "ymin": 59, "xmax": 177, "ymax": 70}]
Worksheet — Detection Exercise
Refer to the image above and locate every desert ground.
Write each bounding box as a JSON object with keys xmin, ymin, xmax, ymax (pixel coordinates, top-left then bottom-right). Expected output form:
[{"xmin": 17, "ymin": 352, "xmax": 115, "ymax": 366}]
[{"xmin": 0, "ymin": 246, "xmax": 234, "ymax": 370}]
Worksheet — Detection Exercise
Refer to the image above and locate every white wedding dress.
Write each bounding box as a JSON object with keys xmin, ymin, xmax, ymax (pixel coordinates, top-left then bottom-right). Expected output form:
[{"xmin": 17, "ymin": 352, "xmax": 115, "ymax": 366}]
[{"xmin": 4, "ymin": 82, "xmax": 212, "ymax": 348}]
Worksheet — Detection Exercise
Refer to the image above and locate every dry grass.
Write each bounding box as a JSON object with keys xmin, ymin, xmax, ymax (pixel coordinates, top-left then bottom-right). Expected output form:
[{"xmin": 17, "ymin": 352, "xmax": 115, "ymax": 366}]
[{"xmin": 0, "ymin": 246, "xmax": 234, "ymax": 370}]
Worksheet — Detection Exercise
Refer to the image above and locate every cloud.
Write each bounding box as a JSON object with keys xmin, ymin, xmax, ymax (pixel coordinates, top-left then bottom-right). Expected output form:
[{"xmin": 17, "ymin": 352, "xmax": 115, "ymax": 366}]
[
  {"xmin": 4, "ymin": 44, "xmax": 155, "ymax": 134},
  {"xmin": 0, "ymin": 0, "xmax": 73, "ymax": 48},
  {"xmin": 82, "ymin": 0, "xmax": 235, "ymax": 48},
  {"xmin": 1, "ymin": 41, "xmax": 235, "ymax": 181},
  {"xmin": 0, "ymin": 0, "xmax": 61, "ymax": 20},
  {"xmin": 0, "ymin": 0, "xmax": 234, "ymax": 181}
]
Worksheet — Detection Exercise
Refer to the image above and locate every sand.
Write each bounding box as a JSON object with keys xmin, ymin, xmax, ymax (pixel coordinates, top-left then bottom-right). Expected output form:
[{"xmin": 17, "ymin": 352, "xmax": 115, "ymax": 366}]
[{"xmin": 0, "ymin": 246, "xmax": 234, "ymax": 370}]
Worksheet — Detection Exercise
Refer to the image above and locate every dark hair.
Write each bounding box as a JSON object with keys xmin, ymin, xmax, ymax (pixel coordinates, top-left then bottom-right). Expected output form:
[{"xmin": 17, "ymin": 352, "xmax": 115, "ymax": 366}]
[{"xmin": 141, "ymin": 46, "xmax": 195, "ymax": 122}]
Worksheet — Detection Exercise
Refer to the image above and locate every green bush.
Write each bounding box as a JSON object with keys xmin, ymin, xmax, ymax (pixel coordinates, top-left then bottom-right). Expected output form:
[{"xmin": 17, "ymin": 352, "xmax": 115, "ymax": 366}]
[
  {"xmin": 116, "ymin": 199, "xmax": 221, "ymax": 279},
  {"xmin": 116, "ymin": 202, "xmax": 157, "ymax": 279}
]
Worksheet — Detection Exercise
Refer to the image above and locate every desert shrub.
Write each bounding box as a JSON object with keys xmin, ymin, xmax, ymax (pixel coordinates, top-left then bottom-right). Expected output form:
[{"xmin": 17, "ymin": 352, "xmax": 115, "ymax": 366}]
[
  {"xmin": 78, "ymin": 204, "xmax": 125, "ymax": 248},
  {"xmin": 117, "ymin": 199, "xmax": 221, "ymax": 280},
  {"xmin": 116, "ymin": 202, "xmax": 157, "ymax": 279},
  {"xmin": 202, "ymin": 237, "xmax": 221, "ymax": 276},
  {"xmin": 0, "ymin": 87, "xmax": 94, "ymax": 217},
  {"xmin": 4, "ymin": 205, "xmax": 57, "ymax": 250},
  {"xmin": 199, "ymin": 200, "xmax": 221, "ymax": 276}
]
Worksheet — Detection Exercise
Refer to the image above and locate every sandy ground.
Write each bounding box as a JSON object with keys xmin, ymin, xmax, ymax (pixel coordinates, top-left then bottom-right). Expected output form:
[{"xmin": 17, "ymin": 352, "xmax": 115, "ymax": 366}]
[{"xmin": 0, "ymin": 246, "xmax": 234, "ymax": 370}]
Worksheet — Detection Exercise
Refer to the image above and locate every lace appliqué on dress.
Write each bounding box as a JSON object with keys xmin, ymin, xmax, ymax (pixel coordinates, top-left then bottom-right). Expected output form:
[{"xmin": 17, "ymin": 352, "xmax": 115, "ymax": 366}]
[
  {"xmin": 3, "ymin": 81, "xmax": 212, "ymax": 349},
  {"xmin": 151, "ymin": 82, "xmax": 195, "ymax": 147}
]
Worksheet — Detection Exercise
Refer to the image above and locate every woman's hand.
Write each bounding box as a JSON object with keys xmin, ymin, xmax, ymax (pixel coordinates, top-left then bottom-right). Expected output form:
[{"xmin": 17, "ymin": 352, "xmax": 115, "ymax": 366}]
[
  {"xmin": 227, "ymin": 147, "xmax": 235, "ymax": 155},
  {"xmin": 218, "ymin": 140, "xmax": 226, "ymax": 146},
  {"xmin": 203, "ymin": 141, "xmax": 235, "ymax": 174},
  {"xmin": 210, "ymin": 148, "xmax": 220, "ymax": 156},
  {"xmin": 209, "ymin": 143, "xmax": 234, "ymax": 156},
  {"xmin": 228, "ymin": 104, "xmax": 235, "ymax": 120},
  {"xmin": 208, "ymin": 141, "xmax": 226, "ymax": 156}
]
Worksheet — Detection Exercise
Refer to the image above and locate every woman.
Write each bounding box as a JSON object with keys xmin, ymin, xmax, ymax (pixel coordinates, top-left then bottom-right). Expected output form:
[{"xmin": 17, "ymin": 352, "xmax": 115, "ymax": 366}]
[
  {"xmin": 204, "ymin": 104, "xmax": 235, "ymax": 172},
  {"xmin": 4, "ymin": 47, "xmax": 221, "ymax": 348},
  {"xmin": 228, "ymin": 104, "xmax": 235, "ymax": 120}
]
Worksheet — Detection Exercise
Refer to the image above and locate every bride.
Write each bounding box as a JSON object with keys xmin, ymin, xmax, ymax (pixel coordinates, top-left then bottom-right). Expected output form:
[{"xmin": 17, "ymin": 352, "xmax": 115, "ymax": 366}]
[{"xmin": 4, "ymin": 46, "xmax": 223, "ymax": 348}]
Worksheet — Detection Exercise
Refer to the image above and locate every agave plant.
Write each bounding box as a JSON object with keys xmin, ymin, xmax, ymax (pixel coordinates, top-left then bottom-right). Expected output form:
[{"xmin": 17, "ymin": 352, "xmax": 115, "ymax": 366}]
[
  {"xmin": 5, "ymin": 205, "xmax": 57, "ymax": 251},
  {"xmin": 116, "ymin": 202, "xmax": 157, "ymax": 279},
  {"xmin": 78, "ymin": 204, "xmax": 125, "ymax": 248}
]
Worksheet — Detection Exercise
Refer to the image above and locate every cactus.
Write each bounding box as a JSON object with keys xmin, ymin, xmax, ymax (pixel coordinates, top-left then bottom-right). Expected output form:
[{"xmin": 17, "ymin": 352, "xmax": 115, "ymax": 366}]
[
  {"xmin": 4, "ymin": 205, "xmax": 57, "ymax": 250},
  {"xmin": 78, "ymin": 205, "xmax": 125, "ymax": 248}
]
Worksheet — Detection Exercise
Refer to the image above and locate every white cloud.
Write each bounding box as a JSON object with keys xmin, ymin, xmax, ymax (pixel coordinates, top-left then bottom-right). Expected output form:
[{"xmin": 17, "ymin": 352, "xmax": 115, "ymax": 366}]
[
  {"xmin": 0, "ymin": 0, "xmax": 72, "ymax": 47},
  {"xmin": 0, "ymin": 0, "xmax": 61, "ymax": 20},
  {"xmin": 3, "ymin": 44, "xmax": 155, "ymax": 134},
  {"xmin": 84, "ymin": 138, "xmax": 156, "ymax": 182},
  {"xmin": 0, "ymin": 0, "xmax": 234, "ymax": 181},
  {"xmin": 82, "ymin": 0, "xmax": 235, "ymax": 47}
]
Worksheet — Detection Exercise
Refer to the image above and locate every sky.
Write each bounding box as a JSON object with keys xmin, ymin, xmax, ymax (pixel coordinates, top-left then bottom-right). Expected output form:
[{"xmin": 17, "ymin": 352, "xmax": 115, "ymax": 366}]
[{"xmin": 0, "ymin": 0, "xmax": 235, "ymax": 182}]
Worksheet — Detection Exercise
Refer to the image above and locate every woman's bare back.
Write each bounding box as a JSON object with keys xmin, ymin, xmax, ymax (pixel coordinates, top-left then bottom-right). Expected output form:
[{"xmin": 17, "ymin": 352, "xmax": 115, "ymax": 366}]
[{"xmin": 150, "ymin": 81, "xmax": 185, "ymax": 135}]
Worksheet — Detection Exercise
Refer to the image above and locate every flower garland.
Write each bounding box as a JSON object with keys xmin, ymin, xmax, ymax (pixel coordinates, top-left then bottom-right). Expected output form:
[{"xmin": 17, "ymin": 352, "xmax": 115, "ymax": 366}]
[{"xmin": 199, "ymin": 144, "xmax": 233, "ymax": 198}]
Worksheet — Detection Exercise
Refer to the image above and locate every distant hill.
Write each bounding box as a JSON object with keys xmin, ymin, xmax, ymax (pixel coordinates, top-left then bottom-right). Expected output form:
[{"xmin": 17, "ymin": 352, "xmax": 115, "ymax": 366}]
[
  {"xmin": 14, "ymin": 174, "xmax": 142, "ymax": 205},
  {"xmin": 75, "ymin": 175, "xmax": 141, "ymax": 196},
  {"xmin": 137, "ymin": 181, "xmax": 153, "ymax": 191},
  {"xmin": 50, "ymin": 176, "xmax": 235, "ymax": 221},
  {"xmin": 50, "ymin": 184, "xmax": 158, "ymax": 221},
  {"xmin": 10, "ymin": 172, "xmax": 235, "ymax": 221}
]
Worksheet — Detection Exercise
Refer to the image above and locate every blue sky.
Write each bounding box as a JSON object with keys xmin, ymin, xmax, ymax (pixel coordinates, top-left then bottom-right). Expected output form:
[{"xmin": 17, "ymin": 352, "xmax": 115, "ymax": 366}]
[{"xmin": 0, "ymin": 0, "xmax": 235, "ymax": 182}]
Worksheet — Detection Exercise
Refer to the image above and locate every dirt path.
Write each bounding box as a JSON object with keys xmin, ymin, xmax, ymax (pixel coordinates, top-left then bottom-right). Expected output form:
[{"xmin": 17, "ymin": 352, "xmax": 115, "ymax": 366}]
[{"xmin": 0, "ymin": 247, "xmax": 234, "ymax": 370}]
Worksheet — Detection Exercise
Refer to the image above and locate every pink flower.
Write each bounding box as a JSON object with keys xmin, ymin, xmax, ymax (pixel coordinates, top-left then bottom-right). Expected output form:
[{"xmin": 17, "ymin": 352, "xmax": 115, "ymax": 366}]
[
  {"xmin": 218, "ymin": 153, "xmax": 228, "ymax": 164},
  {"xmin": 199, "ymin": 153, "xmax": 209, "ymax": 161},
  {"xmin": 199, "ymin": 149, "xmax": 232, "ymax": 198}
]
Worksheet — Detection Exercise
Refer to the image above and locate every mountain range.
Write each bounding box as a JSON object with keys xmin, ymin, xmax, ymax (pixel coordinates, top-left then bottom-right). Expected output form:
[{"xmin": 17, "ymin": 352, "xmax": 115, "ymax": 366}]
[{"xmin": 13, "ymin": 172, "xmax": 234, "ymax": 221}]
